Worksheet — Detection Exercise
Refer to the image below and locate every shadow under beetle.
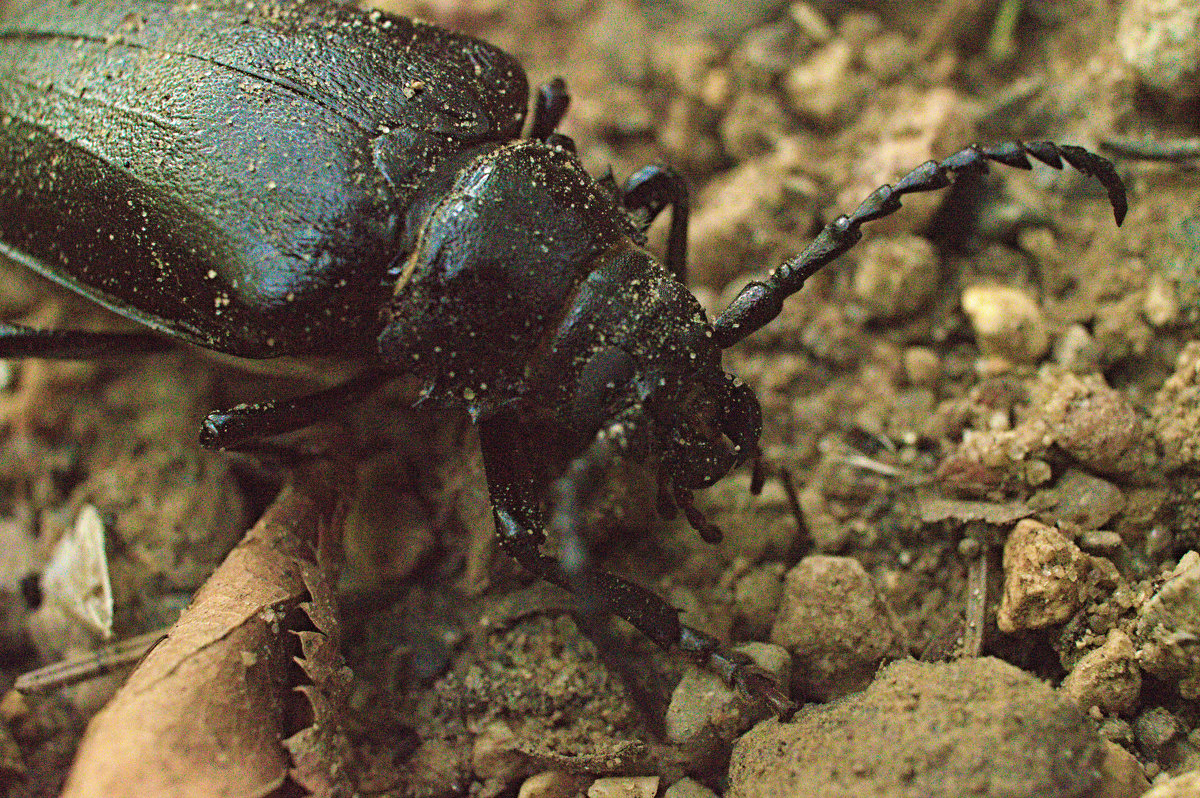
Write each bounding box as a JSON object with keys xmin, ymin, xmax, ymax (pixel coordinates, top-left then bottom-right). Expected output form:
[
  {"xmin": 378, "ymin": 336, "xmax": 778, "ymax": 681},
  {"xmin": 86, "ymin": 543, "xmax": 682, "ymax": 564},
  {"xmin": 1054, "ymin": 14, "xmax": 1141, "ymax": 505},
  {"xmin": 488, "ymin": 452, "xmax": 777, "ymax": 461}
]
[{"xmin": 0, "ymin": 0, "xmax": 1126, "ymax": 712}]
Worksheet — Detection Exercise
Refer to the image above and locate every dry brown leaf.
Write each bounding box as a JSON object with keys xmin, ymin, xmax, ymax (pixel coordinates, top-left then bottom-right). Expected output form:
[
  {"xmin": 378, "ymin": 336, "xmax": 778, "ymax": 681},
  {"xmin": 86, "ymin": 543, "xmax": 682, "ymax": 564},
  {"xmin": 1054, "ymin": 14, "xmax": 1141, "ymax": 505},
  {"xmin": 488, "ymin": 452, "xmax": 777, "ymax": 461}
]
[
  {"xmin": 62, "ymin": 468, "xmax": 346, "ymax": 798},
  {"xmin": 284, "ymin": 513, "xmax": 356, "ymax": 797}
]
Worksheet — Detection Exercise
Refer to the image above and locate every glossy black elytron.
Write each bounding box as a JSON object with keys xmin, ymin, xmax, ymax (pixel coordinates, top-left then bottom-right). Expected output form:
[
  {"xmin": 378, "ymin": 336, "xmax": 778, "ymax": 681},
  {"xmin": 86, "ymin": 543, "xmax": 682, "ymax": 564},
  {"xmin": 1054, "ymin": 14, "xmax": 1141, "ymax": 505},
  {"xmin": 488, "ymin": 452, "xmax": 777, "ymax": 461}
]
[{"xmin": 0, "ymin": 0, "xmax": 1127, "ymax": 712}]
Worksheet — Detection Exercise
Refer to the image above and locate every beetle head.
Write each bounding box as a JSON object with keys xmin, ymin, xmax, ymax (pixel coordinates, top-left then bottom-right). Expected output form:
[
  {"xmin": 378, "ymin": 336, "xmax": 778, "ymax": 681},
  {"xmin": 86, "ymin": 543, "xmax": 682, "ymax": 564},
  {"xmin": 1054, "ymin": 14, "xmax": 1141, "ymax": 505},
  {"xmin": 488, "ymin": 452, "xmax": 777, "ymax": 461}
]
[{"xmin": 539, "ymin": 244, "xmax": 763, "ymax": 494}]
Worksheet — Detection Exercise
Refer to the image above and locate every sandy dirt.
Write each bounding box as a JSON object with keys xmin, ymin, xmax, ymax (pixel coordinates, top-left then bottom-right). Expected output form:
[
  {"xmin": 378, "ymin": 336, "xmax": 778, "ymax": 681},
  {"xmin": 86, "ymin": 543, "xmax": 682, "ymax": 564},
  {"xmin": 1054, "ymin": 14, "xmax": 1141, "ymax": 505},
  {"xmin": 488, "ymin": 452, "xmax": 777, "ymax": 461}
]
[{"xmin": 1, "ymin": 0, "xmax": 1198, "ymax": 796}]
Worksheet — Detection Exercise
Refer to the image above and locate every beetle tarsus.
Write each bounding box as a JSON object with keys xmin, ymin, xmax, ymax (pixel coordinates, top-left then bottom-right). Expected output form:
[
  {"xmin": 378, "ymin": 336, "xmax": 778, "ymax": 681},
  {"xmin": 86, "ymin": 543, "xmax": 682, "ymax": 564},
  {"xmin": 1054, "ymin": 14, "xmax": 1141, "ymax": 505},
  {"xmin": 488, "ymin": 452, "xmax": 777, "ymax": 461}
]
[
  {"xmin": 678, "ymin": 625, "xmax": 795, "ymax": 715},
  {"xmin": 673, "ymin": 485, "xmax": 723, "ymax": 544},
  {"xmin": 199, "ymin": 369, "xmax": 392, "ymax": 450}
]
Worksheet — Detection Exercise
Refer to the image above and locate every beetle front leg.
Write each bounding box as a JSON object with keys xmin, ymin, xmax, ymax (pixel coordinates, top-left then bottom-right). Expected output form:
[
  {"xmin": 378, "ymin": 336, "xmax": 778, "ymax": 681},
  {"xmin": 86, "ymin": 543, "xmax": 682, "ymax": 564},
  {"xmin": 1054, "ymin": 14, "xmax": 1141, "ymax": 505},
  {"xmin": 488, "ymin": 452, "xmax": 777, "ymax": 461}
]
[{"xmin": 480, "ymin": 412, "xmax": 793, "ymax": 713}]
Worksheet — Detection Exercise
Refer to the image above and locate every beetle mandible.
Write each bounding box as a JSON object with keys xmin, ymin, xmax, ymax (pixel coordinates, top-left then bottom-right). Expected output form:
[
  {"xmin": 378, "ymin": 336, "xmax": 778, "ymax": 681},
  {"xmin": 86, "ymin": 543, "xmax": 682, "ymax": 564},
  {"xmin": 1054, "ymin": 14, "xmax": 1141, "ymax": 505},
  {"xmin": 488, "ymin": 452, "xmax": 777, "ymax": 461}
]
[{"xmin": 0, "ymin": 0, "xmax": 1127, "ymax": 710}]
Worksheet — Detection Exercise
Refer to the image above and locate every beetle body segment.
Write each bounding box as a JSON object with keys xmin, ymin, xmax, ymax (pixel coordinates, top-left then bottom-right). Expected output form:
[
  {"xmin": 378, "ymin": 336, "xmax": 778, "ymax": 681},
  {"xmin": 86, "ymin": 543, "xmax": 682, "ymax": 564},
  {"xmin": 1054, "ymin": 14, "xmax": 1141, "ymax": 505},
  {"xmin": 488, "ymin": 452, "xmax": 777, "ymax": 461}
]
[
  {"xmin": 381, "ymin": 140, "xmax": 635, "ymax": 413},
  {"xmin": 0, "ymin": 0, "xmax": 527, "ymax": 355}
]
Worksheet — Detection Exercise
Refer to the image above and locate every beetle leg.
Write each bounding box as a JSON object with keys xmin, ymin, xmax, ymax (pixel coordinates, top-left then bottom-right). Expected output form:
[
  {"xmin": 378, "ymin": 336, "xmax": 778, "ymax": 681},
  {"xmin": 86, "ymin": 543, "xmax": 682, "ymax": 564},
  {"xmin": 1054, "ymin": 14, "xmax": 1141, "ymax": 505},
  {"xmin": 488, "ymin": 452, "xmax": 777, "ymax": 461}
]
[
  {"xmin": 0, "ymin": 321, "xmax": 171, "ymax": 359},
  {"xmin": 480, "ymin": 412, "xmax": 793, "ymax": 712},
  {"xmin": 678, "ymin": 625, "xmax": 794, "ymax": 715},
  {"xmin": 198, "ymin": 369, "xmax": 392, "ymax": 450},
  {"xmin": 712, "ymin": 140, "xmax": 1128, "ymax": 348},
  {"xmin": 476, "ymin": 409, "xmax": 552, "ymax": 547},
  {"xmin": 529, "ymin": 77, "xmax": 570, "ymax": 141},
  {"xmin": 621, "ymin": 165, "xmax": 690, "ymax": 282},
  {"xmin": 672, "ymin": 484, "xmax": 723, "ymax": 544}
]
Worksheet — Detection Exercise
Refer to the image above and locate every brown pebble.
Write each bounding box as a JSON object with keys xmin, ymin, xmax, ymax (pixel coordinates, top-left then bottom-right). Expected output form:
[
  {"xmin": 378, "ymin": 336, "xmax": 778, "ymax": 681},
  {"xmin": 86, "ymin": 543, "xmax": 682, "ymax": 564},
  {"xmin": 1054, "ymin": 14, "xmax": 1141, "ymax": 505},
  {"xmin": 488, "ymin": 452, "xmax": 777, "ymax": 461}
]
[
  {"xmin": 998, "ymin": 519, "xmax": 1092, "ymax": 633},
  {"xmin": 1061, "ymin": 630, "xmax": 1141, "ymax": 714},
  {"xmin": 587, "ymin": 776, "xmax": 660, "ymax": 798},
  {"xmin": 728, "ymin": 658, "xmax": 1104, "ymax": 798},
  {"xmin": 770, "ymin": 555, "xmax": 907, "ymax": 700}
]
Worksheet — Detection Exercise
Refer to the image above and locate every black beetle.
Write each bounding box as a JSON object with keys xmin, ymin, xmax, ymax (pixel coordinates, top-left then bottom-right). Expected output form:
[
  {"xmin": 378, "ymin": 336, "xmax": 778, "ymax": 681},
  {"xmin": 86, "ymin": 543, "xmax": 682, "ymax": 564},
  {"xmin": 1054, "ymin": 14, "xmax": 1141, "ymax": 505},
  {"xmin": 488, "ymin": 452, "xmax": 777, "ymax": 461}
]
[{"xmin": 0, "ymin": 0, "xmax": 1126, "ymax": 711}]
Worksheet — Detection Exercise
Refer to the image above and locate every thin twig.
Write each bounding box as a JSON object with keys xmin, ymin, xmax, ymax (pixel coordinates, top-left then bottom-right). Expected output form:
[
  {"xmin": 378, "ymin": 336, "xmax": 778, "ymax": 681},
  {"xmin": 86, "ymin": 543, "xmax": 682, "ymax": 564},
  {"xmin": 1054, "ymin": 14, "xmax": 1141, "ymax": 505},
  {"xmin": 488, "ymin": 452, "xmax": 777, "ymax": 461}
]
[{"xmin": 15, "ymin": 628, "xmax": 168, "ymax": 694}]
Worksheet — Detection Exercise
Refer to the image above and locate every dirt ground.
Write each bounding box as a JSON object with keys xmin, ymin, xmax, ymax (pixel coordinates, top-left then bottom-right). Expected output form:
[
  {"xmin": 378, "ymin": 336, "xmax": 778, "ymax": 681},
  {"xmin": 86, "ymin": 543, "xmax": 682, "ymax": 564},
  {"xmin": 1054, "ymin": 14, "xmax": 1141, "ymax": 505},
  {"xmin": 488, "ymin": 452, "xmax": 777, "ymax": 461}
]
[{"xmin": 1, "ymin": 0, "xmax": 1199, "ymax": 796}]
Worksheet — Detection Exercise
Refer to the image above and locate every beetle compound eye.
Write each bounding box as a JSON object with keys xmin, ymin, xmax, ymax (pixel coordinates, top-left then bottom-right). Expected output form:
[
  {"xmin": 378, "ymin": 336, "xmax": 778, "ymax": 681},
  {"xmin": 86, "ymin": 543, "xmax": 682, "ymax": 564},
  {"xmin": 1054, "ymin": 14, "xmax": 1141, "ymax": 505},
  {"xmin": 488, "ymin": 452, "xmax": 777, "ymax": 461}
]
[
  {"xmin": 580, "ymin": 346, "xmax": 636, "ymax": 394},
  {"xmin": 571, "ymin": 346, "xmax": 637, "ymax": 430}
]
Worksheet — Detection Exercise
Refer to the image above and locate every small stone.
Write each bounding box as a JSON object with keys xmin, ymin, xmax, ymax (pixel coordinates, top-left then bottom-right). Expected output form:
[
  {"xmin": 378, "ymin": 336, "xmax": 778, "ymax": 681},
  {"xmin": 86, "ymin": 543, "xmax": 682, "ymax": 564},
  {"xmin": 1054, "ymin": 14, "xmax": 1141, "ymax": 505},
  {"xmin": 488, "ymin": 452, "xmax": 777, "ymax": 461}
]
[
  {"xmin": 676, "ymin": 0, "xmax": 785, "ymax": 42},
  {"xmin": 997, "ymin": 519, "xmax": 1092, "ymax": 633},
  {"xmin": 1133, "ymin": 706, "xmax": 1179, "ymax": 754},
  {"xmin": 1048, "ymin": 469, "xmax": 1126, "ymax": 531},
  {"xmin": 1117, "ymin": 0, "xmax": 1200, "ymax": 97},
  {"xmin": 958, "ymin": 536, "xmax": 983, "ymax": 559},
  {"xmin": 518, "ymin": 771, "xmax": 592, "ymax": 798},
  {"xmin": 0, "ymin": 718, "xmax": 24, "ymax": 779},
  {"xmin": 788, "ymin": 2, "xmax": 833, "ymax": 43},
  {"xmin": 735, "ymin": 21, "xmax": 801, "ymax": 81},
  {"xmin": 666, "ymin": 668, "xmax": 740, "ymax": 750},
  {"xmin": 1091, "ymin": 741, "xmax": 1150, "ymax": 798},
  {"xmin": 1053, "ymin": 324, "xmax": 1101, "ymax": 373},
  {"xmin": 1143, "ymin": 273, "xmax": 1180, "ymax": 327},
  {"xmin": 1142, "ymin": 770, "xmax": 1200, "ymax": 798},
  {"xmin": 734, "ymin": 565, "xmax": 784, "ymax": 631},
  {"xmin": 1031, "ymin": 371, "xmax": 1150, "ymax": 477},
  {"xmin": 1153, "ymin": 342, "xmax": 1200, "ymax": 470},
  {"xmin": 728, "ymin": 658, "xmax": 1105, "ymax": 798},
  {"xmin": 1133, "ymin": 551, "xmax": 1200, "ymax": 698},
  {"xmin": 860, "ymin": 31, "xmax": 910, "ymax": 81},
  {"xmin": 903, "ymin": 346, "xmax": 942, "ymax": 387},
  {"xmin": 472, "ymin": 721, "xmax": 527, "ymax": 790},
  {"xmin": 1078, "ymin": 530, "xmax": 1124, "ymax": 553},
  {"xmin": 0, "ymin": 691, "xmax": 28, "ymax": 724},
  {"xmin": 770, "ymin": 555, "xmax": 908, "ymax": 700},
  {"xmin": 783, "ymin": 40, "xmax": 860, "ymax": 126},
  {"xmin": 851, "ymin": 235, "xmax": 940, "ymax": 321},
  {"xmin": 797, "ymin": 483, "xmax": 851, "ymax": 551},
  {"xmin": 1061, "ymin": 630, "xmax": 1142, "ymax": 715},
  {"xmin": 587, "ymin": 776, "xmax": 659, "ymax": 798},
  {"xmin": 663, "ymin": 777, "xmax": 719, "ymax": 798},
  {"xmin": 404, "ymin": 739, "xmax": 468, "ymax": 796},
  {"xmin": 961, "ymin": 284, "xmax": 1049, "ymax": 364},
  {"xmin": 719, "ymin": 91, "xmax": 792, "ymax": 161}
]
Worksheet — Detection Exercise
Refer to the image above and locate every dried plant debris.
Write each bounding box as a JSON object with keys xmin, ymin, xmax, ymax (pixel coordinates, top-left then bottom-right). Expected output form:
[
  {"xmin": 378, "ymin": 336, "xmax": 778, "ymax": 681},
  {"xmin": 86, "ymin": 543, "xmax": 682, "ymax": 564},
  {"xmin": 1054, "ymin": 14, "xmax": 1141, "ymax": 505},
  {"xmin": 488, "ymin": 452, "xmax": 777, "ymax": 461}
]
[
  {"xmin": 60, "ymin": 472, "xmax": 346, "ymax": 798},
  {"xmin": 2, "ymin": 0, "xmax": 1200, "ymax": 795}
]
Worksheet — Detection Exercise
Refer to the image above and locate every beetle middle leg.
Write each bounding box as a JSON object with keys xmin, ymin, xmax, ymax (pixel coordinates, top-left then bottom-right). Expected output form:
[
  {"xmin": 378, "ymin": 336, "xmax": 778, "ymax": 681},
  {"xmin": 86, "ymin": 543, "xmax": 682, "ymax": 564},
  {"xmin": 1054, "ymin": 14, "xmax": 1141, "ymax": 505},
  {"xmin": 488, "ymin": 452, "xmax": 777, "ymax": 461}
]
[
  {"xmin": 532, "ymin": 80, "xmax": 691, "ymax": 281},
  {"xmin": 198, "ymin": 368, "xmax": 394, "ymax": 450},
  {"xmin": 620, "ymin": 166, "xmax": 691, "ymax": 282},
  {"xmin": 0, "ymin": 321, "xmax": 172, "ymax": 359},
  {"xmin": 529, "ymin": 77, "xmax": 570, "ymax": 142}
]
